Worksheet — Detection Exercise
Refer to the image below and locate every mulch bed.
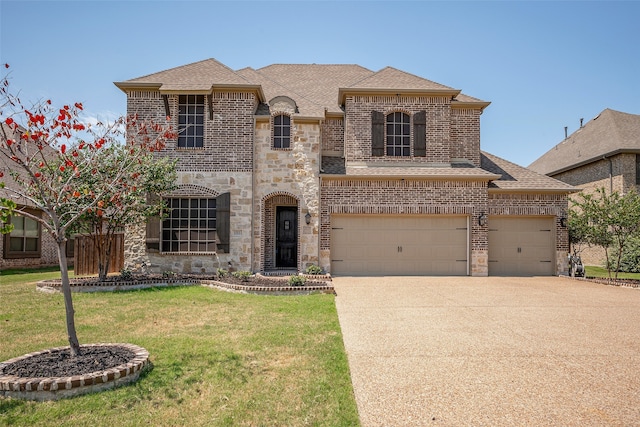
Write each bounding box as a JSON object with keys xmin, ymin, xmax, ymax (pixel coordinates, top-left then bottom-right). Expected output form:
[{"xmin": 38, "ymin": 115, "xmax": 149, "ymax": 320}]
[
  {"xmin": 40, "ymin": 273, "xmax": 331, "ymax": 289},
  {"xmin": 213, "ymin": 275, "xmax": 328, "ymax": 287},
  {"xmin": 1, "ymin": 345, "xmax": 134, "ymax": 378}
]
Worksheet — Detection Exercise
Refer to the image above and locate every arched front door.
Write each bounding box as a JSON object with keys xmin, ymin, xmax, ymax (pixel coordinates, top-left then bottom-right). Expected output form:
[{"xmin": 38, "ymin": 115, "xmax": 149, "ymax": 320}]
[{"xmin": 276, "ymin": 206, "xmax": 297, "ymax": 268}]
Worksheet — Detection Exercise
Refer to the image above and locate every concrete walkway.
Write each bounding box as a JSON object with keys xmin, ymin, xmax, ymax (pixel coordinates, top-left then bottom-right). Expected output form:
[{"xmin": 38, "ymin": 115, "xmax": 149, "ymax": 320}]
[{"xmin": 333, "ymin": 276, "xmax": 640, "ymax": 426}]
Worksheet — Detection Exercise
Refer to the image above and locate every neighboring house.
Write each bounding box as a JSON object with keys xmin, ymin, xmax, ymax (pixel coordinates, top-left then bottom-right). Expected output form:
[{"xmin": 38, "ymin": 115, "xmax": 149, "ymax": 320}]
[
  {"xmin": 529, "ymin": 108, "xmax": 640, "ymax": 265},
  {"xmin": 115, "ymin": 58, "xmax": 575, "ymax": 277},
  {"xmin": 0, "ymin": 124, "xmax": 64, "ymax": 270}
]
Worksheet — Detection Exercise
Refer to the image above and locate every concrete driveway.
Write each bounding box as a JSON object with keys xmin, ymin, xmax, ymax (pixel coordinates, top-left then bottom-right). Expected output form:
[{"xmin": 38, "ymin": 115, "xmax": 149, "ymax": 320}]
[{"xmin": 333, "ymin": 276, "xmax": 640, "ymax": 426}]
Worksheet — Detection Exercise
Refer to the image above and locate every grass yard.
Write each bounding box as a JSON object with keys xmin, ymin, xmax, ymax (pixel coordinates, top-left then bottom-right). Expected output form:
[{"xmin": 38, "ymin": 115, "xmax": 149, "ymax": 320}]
[
  {"xmin": 585, "ymin": 265, "xmax": 640, "ymax": 280},
  {"xmin": 0, "ymin": 268, "xmax": 360, "ymax": 426}
]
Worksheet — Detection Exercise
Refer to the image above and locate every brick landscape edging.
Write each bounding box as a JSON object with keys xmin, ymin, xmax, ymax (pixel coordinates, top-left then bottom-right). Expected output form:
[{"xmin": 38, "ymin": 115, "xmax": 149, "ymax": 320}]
[
  {"xmin": 0, "ymin": 343, "xmax": 150, "ymax": 401},
  {"xmin": 565, "ymin": 275, "xmax": 640, "ymax": 289},
  {"xmin": 36, "ymin": 274, "xmax": 334, "ymax": 295}
]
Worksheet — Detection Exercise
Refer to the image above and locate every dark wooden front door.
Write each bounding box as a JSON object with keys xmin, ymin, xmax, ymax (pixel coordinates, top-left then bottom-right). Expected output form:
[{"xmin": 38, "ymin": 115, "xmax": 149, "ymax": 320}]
[{"xmin": 276, "ymin": 207, "xmax": 297, "ymax": 268}]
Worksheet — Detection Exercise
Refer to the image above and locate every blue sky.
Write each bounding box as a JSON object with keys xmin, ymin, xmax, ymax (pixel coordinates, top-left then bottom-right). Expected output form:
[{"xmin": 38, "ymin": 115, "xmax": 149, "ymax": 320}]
[{"xmin": 1, "ymin": 0, "xmax": 638, "ymax": 167}]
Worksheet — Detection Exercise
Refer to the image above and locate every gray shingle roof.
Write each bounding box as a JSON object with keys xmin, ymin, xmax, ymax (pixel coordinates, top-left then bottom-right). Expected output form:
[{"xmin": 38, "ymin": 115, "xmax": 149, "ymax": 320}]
[
  {"xmin": 482, "ymin": 151, "xmax": 577, "ymax": 192},
  {"xmin": 529, "ymin": 108, "xmax": 640, "ymax": 176}
]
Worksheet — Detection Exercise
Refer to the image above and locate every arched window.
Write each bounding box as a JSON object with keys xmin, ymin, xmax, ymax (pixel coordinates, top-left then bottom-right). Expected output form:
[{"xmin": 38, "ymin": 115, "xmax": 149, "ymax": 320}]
[
  {"xmin": 386, "ymin": 112, "xmax": 410, "ymax": 156},
  {"xmin": 273, "ymin": 114, "xmax": 291, "ymax": 149}
]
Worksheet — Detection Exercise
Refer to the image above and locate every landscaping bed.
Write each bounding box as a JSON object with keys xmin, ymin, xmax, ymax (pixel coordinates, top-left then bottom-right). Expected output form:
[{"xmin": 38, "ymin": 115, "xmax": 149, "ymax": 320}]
[
  {"xmin": 0, "ymin": 343, "xmax": 150, "ymax": 401},
  {"xmin": 36, "ymin": 272, "xmax": 334, "ymax": 295}
]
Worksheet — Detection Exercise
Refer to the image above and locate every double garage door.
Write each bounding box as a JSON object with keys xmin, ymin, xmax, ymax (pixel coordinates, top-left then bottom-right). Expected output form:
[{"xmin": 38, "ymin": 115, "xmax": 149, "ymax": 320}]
[
  {"xmin": 331, "ymin": 215, "xmax": 469, "ymax": 276},
  {"xmin": 330, "ymin": 215, "xmax": 555, "ymax": 276}
]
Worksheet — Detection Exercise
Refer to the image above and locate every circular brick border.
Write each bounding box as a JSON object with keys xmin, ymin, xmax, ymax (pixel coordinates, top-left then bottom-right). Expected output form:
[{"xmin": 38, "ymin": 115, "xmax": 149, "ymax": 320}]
[{"xmin": 0, "ymin": 343, "xmax": 150, "ymax": 401}]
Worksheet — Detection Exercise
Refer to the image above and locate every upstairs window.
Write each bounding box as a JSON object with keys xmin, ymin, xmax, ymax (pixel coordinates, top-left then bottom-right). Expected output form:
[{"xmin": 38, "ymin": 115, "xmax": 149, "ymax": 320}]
[
  {"xmin": 3, "ymin": 213, "xmax": 41, "ymax": 258},
  {"xmin": 178, "ymin": 95, "xmax": 204, "ymax": 148},
  {"xmin": 273, "ymin": 114, "xmax": 291, "ymax": 149},
  {"xmin": 386, "ymin": 112, "xmax": 410, "ymax": 156},
  {"xmin": 372, "ymin": 110, "xmax": 426, "ymax": 158}
]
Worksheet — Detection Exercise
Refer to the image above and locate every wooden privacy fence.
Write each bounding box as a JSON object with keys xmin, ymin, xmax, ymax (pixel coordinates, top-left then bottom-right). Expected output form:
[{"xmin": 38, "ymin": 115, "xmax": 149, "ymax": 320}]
[{"xmin": 74, "ymin": 233, "xmax": 124, "ymax": 277}]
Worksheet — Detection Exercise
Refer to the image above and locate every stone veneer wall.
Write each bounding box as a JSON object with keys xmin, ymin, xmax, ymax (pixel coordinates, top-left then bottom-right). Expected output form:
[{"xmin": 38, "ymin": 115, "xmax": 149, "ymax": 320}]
[
  {"xmin": 123, "ymin": 89, "xmax": 257, "ymax": 274},
  {"xmin": 344, "ymin": 95, "xmax": 453, "ymax": 164},
  {"xmin": 124, "ymin": 171, "xmax": 253, "ymax": 274},
  {"xmin": 253, "ymin": 119, "xmax": 321, "ymax": 272},
  {"xmin": 488, "ymin": 192, "xmax": 570, "ymax": 274},
  {"xmin": 450, "ymin": 108, "xmax": 482, "ymax": 166},
  {"xmin": 320, "ymin": 179, "xmax": 490, "ymax": 276}
]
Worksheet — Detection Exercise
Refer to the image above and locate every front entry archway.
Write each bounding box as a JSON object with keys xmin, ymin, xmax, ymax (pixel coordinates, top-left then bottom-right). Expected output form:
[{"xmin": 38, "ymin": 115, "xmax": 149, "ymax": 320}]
[
  {"xmin": 262, "ymin": 193, "xmax": 299, "ymax": 272},
  {"xmin": 276, "ymin": 207, "xmax": 297, "ymax": 268}
]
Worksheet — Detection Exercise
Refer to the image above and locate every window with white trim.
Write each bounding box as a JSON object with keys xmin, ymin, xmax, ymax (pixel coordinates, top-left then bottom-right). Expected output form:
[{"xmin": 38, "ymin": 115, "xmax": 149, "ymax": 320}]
[{"xmin": 178, "ymin": 95, "xmax": 204, "ymax": 148}]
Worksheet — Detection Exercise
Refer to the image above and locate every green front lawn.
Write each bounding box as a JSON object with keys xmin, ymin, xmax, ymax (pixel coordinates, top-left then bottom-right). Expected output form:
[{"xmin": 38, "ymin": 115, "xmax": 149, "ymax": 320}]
[
  {"xmin": 585, "ymin": 265, "xmax": 640, "ymax": 280},
  {"xmin": 0, "ymin": 269, "xmax": 359, "ymax": 426}
]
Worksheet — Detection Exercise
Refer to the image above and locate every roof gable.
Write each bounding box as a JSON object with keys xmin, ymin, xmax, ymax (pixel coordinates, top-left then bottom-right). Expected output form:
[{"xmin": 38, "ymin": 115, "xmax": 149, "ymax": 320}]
[
  {"xmin": 529, "ymin": 109, "xmax": 640, "ymax": 176},
  {"xmin": 115, "ymin": 58, "xmax": 258, "ymax": 93},
  {"xmin": 349, "ymin": 66, "xmax": 457, "ymax": 92}
]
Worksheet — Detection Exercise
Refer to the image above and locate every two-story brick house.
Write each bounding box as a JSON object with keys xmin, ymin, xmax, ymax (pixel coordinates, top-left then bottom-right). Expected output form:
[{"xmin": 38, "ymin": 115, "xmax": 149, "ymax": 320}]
[{"xmin": 115, "ymin": 58, "xmax": 574, "ymax": 277}]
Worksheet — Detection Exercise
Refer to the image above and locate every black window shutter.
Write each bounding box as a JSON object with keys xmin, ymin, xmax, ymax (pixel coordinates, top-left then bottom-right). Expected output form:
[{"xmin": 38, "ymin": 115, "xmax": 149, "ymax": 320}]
[
  {"xmin": 146, "ymin": 193, "xmax": 161, "ymax": 252},
  {"xmin": 371, "ymin": 111, "xmax": 385, "ymax": 156},
  {"xmin": 216, "ymin": 192, "xmax": 231, "ymax": 253},
  {"xmin": 413, "ymin": 111, "xmax": 427, "ymax": 157}
]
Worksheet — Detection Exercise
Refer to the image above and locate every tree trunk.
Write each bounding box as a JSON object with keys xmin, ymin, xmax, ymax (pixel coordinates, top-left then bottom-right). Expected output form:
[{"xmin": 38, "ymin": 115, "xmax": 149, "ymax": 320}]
[{"xmin": 57, "ymin": 239, "xmax": 81, "ymax": 356}]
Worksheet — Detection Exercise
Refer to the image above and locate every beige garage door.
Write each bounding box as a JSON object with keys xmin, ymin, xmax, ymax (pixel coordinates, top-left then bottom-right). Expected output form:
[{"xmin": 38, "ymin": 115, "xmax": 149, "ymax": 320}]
[
  {"xmin": 330, "ymin": 215, "xmax": 468, "ymax": 276},
  {"xmin": 488, "ymin": 217, "xmax": 555, "ymax": 276}
]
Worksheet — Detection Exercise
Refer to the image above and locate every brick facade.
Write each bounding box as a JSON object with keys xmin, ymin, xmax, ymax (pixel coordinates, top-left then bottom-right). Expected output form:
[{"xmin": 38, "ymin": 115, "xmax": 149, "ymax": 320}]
[
  {"xmin": 344, "ymin": 95, "xmax": 453, "ymax": 164},
  {"xmin": 550, "ymin": 153, "xmax": 639, "ymax": 266},
  {"xmin": 117, "ymin": 60, "xmax": 571, "ymax": 277},
  {"xmin": 552, "ymin": 153, "xmax": 638, "ymax": 196},
  {"xmin": 0, "ymin": 222, "xmax": 60, "ymax": 270}
]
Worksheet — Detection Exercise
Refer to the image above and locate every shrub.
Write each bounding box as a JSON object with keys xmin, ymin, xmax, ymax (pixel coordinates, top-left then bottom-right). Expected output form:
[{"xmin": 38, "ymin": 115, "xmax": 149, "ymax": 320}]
[
  {"xmin": 305, "ymin": 264, "xmax": 323, "ymax": 275},
  {"xmin": 120, "ymin": 269, "xmax": 133, "ymax": 280},
  {"xmin": 231, "ymin": 270, "xmax": 252, "ymax": 282},
  {"xmin": 162, "ymin": 270, "xmax": 176, "ymax": 279},
  {"xmin": 288, "ymin": 275, "xmax": 307, "ymax": 287},
  {"xmin": 216, "ymin": 268, "xmax": 229, "ymax": 278},
  {"xmin": 611, "ymin": 235, "xmax": 640, "ymax": 273}
]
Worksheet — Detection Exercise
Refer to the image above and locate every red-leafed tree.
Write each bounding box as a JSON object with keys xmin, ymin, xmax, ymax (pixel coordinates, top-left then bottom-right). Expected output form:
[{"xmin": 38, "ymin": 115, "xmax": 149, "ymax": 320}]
[{"xmin": 0, "ymin": 65, "xmax": 176, "ymax": 356}]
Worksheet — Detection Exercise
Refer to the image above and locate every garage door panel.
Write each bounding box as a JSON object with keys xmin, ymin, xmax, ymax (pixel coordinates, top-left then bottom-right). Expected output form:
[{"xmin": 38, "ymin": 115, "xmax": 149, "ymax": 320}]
[
  {"xmin": 489, "ymin": 217, "xmax": 555, "ymax": 276},
  {"xmin": 331, "ymin": 215, "xmax": 468, "ymax": 276}
]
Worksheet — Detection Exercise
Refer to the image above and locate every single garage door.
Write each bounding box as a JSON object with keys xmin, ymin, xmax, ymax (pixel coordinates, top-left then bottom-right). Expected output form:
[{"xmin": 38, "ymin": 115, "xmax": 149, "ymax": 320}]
[
  {"xmin": 488, "ymin": 216, "xmax": 555, "ymax": 276},
  {"xmin": 330, "ymin": 215, "xmax": 468, "ymax": 276}
]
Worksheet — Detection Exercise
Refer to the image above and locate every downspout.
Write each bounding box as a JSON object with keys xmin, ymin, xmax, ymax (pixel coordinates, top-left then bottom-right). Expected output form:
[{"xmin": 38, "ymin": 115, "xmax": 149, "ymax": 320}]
[{"xmin": 605, "ymin": 155, "xmax": 613, "ymax": 193}]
